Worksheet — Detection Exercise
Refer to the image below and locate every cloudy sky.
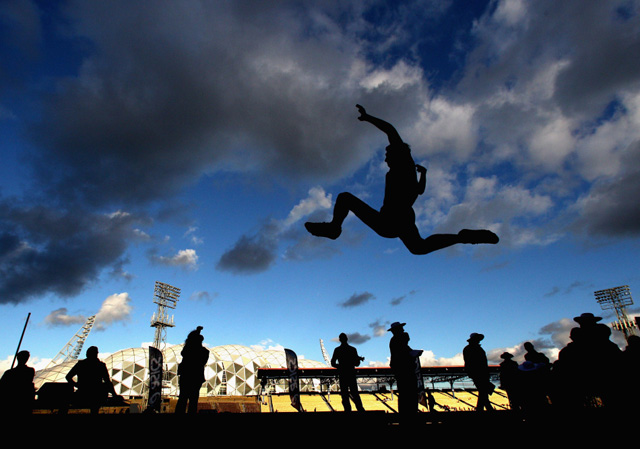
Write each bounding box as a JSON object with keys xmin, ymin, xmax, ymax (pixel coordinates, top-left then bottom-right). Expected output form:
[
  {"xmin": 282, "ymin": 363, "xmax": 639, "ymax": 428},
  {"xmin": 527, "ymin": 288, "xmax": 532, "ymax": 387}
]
[{"xmin": 1, "ymin": 0, "xmax": 639, "ymax": 374}]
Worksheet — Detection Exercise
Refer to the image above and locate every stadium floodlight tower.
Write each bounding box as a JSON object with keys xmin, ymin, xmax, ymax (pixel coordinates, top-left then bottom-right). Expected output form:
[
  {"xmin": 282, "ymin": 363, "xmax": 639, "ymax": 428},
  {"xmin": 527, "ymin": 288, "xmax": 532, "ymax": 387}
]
[
  {"xmin": 594, "ymin": 285, "xmax": 637, "ymax": 341},
  {"xmin": 150, "ymin": 281, "xmax": 181, "ymax": 351}
]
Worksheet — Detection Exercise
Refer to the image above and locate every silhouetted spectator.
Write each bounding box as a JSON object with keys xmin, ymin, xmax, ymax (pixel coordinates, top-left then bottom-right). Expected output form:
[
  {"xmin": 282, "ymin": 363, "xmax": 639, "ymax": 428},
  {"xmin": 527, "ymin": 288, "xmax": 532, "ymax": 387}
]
[
  {"xmin": 550, "ymin": 327, "xmax": 585, "ymax": 409},
  {"xmin": 66, "ymin": 346, "xmax": 122, "ymax": 414},
  {"xmin": 623, "ymin": 335, "xmax": 640, "ymax": 402},
  {"xmin": 517, "ymin": 361, "xmax": 549, "ymax": 413},
  {"xmin": 523, "ymin": 342, "xmax": 550, "ymax": 366},
  {"xmin": 175, "ymin": 326, "xmax": 210, "ymax": 414},
  {"xmin": 388, "ymin": 322, "xmax": 422, "ymax": 415},
  {"xmin": 331, "ymin": 333, "xmax": 365, "ymax": 412},
  {"xmin": 499, "ymin": 352, "xmax": 520, "ymax": 411},
  {"xmin": 463, "ymin": 333, "xmax": 494, "ymax": 412},
  {"xmin": 0, "ymin": 350, "xmax": 35, "ymax": 415},
  {"xmin": 573, "ymin": 312, "xmax": 623, "ymax": 408}
]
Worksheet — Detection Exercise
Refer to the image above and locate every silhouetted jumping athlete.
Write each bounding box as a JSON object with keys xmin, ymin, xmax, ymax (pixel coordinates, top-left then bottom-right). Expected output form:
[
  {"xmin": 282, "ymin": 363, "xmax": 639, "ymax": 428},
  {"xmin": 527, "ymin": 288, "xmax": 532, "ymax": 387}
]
[{"xmin": 305, "ymin": 105, "xmax": 499, "ymax": 254}]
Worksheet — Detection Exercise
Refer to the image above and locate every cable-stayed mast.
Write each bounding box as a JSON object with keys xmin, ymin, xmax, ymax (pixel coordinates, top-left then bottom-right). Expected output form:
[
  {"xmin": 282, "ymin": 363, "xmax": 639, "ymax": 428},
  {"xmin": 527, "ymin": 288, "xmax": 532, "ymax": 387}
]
[{"xmin": 46, "ymin": 315, "xmax": 96, "ymax": 368}]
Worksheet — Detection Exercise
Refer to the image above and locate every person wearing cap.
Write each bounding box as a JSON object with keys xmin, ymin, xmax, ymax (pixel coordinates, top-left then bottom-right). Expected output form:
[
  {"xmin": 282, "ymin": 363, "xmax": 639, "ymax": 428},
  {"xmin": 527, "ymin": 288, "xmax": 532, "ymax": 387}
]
[
  {"xmin": 175, "ymin": 326, "xmax": 210, "ymax": 414},
  {"xmin": 331, "ymin": 333, "xmax": 365, "ymax": 412},
  {"xmin": 388, "ymin": 322, "xmax": 422, "ymax": 415},
  {"xmin": 463, "ymin": 333, "xmax": 494, "ymax": 412}
]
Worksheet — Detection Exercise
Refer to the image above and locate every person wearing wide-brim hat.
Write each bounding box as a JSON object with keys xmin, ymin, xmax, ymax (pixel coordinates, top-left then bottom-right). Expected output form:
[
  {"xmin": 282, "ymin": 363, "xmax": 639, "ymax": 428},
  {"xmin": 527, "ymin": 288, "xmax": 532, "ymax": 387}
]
[
  {"xmin": 467, "ymin": 332, "xmax": 484, "ymax": 343},
  {"xmin": 498, "ymin": 351, "xmax": 520, "ymax": 410},
  {"xmin": 463, "ymin": 332, "xmax": 494, "ymax": 412},
  {"xmin": 573, "ymin": 312, "xmax": 602, "ymax": 325},
  {"xmin": 388, "ymin": 321, "xmax": 406, "ymax": 332},
  {"xmin": 388, "ymin": 321, "xmax": 420, "ymax": 415}
]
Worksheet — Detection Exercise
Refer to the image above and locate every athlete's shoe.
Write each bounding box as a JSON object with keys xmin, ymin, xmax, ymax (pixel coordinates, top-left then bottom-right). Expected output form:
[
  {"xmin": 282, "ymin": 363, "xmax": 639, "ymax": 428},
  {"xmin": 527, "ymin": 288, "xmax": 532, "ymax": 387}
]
[
  {"xmin": 458, "ymin": 229, "xmax": 499, "ymax": 244},
  {"xmin": 304, "ymin": 222, "xmax": 342, "ymax": 240}
]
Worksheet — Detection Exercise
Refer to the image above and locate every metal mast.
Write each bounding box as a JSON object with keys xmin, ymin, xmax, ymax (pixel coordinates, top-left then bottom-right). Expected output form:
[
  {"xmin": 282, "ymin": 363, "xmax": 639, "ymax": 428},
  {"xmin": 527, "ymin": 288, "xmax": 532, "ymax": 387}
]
[
  {"xmin": 319, "ymin": 339, "xmax": 331, "ymax": 366},
  {"xmin": 150, "ymin": 281, "xmax": 180, "ymax": 351},
  {"xmin": 594, "ymin": 285, "xmax": 637, "ymax": 341},
  {"xmin": 46, "ymin": 315, "xmax": 96, "ymax": 368}
]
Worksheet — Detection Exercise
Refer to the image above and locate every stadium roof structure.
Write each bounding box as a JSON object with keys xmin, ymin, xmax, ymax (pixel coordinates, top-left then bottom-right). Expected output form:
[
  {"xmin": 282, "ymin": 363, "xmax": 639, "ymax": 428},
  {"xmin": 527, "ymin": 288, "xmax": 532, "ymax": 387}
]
[{"xmin": 34, "ymin": 344, "xmax": 328, "ymax": 397}]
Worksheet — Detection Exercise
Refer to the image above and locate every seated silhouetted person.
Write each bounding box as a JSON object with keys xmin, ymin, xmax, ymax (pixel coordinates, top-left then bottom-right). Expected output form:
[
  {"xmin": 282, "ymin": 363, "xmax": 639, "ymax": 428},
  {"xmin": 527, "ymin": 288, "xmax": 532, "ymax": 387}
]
[
  {"xmin": 66, "ymin": 346, "xmax": 122, "ymax": 414},
  {"xmin": 0, "ymin": 350, "xmax": 36, "ymax": 415},
  {"xmin": 331, "ymin": 333, "xmax": 365, "ymax": 412},
  {"xmin": 305, "ymin": 105, "xmax": 499, "ymax": 255}
]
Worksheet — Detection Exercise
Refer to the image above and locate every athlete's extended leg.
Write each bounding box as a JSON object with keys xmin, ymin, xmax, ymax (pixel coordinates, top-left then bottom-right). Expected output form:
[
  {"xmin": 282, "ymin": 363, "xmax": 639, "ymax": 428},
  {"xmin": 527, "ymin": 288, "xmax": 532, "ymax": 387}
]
[
  {"xmin": 305, "ymin": 192, "xmax": 395, "ymax": 240},
  {"xmin": 400, "ymin": 226, "xmax": 499, "ymax": 255}
]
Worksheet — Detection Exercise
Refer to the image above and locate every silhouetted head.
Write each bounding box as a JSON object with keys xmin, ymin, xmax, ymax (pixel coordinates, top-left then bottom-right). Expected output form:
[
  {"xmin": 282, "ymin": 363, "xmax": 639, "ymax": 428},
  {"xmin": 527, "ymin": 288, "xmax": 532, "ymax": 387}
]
[
  {"xmin": 186, "ymin": 326, "xmax": 204, "ymax": 345},
  {"xmin": 468, "ymin": 333, "xmax": 484, "ymax": 344},
  {"xmin": 524, "ymin": 342, "xmax": 534, "ymax": 351},
  {"xmin": 339, "ymin": 333, "xmax": 348, "ymax": 343},
  {"xmin": 384, "ymin": 143, "xmax": 412, "ymax": 168},
  {"xmin": 569, "ymin": 327, "xmax": 583, "ymax": 342},
  {"xmin": 388, "ymin": 322, "xmax": 406, "ymax": 335},
  {"xmin": 500, "ymin": 352, "xmax": 513, "ymax": 360},
  {"xmin": 573, "ymin": 312, "xmax": 602, "ymax": 326},
  {"xmin": 86, "ymin": 346, "xmax": 99, "ymax": 359},
  {"xmin": 16, "ymin": 350, "xmax": 30, "ymax": 365}
]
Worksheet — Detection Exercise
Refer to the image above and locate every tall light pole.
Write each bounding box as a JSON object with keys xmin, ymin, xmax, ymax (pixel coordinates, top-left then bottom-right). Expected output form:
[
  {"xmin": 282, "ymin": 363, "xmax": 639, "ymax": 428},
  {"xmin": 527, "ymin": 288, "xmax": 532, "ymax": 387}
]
[
  {"xmin": 594, "ymin": 285, "xmax": 637, "ymax": 341},
  {"xmin": 151, "ymin": 281, "xmax": 181, "ymax": 351}
]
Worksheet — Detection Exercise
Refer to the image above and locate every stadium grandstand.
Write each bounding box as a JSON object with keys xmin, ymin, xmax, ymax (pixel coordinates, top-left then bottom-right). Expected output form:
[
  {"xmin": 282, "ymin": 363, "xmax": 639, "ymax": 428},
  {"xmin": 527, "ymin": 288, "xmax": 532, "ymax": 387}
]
[{"xmin": 30, "ymin": 343, "xmax": 510, "ymax": 415}]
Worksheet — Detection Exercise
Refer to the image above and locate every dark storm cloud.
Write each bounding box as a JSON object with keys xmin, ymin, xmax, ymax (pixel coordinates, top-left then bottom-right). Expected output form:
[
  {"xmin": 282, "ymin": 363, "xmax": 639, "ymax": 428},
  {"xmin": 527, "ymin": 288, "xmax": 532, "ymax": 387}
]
[
  {"xmin": 216, "ymin": 232, "xmax": 279, "ymax": 275},
  {"xmin": 340, "ymin": 291, "xmax": 375, "ymax": 308},
  {"xmin": 573, "ymin": 143, "xmax": 640, "ymax": 236},
  {"xmin": 336, "ymin": 332, "xmax": 371, "ymax": 345},
  {"xmin": 3, "ymin": 1, "xmax": 430, "ymax": 301},
  {"xmin": 28, "ymin": 0, "xmax": 423, "ymax": 209},
  {"xmin": 0, "ymin": 201, "xmax": 142, "ymax": 304}
]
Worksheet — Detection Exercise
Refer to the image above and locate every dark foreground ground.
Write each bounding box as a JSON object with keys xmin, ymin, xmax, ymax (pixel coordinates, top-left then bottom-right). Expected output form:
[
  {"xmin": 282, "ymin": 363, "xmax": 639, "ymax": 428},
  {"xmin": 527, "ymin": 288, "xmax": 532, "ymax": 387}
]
[{"xmin": 8, "ymin": 408, "xmax": 635, "ymax": 442}]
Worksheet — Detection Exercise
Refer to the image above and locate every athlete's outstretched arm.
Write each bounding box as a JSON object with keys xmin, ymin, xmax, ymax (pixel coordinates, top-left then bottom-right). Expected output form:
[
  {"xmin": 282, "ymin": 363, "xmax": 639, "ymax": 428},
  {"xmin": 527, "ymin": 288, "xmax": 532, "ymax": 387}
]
[{"xmin": 356, "ymin": 104, "xmax": 403, "ymax": 147}]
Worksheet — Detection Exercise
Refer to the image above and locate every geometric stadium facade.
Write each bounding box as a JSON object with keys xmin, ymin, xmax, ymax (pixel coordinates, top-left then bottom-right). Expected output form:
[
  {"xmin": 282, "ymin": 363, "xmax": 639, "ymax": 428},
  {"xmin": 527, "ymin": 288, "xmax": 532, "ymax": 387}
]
[{"xmin": 34, "ymin": 344, "xmax": 327, "ymax": 398}]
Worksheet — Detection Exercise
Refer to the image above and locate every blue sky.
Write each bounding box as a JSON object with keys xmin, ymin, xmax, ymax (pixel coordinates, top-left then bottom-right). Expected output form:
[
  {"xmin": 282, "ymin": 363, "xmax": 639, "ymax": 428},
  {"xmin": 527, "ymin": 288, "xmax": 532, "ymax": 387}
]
[{"xmin": 1, "ymin": 0, "xmax": 639, "ymax": 374}]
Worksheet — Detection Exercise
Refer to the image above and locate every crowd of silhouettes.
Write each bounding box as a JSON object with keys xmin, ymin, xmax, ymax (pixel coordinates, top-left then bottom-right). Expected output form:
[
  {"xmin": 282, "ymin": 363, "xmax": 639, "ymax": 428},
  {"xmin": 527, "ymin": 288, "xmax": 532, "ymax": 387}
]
[
  {"xmin": 496, "ymin": 312, "xmax": 639, "ymax": 414},
  {"xmin": 2, "ymin": 312, "xmax": 639, "ymax": 417}
]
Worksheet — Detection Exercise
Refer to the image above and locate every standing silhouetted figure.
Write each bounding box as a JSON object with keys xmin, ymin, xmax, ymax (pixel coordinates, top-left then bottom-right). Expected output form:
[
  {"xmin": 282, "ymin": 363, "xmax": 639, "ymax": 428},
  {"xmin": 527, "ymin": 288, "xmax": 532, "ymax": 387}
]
[
  {"xmin": 305, "ymin": 105, "xmax": 499, "ymax": 255},
  {"xmin": 388, "ymin": 322, "xmax": 423, "ymax": 416},
  {"xmin": 573, "ymin": 312, "xmax": 623, "ymax": 408},
  {"xmin": 623, "ymin": 335, "xmax": 640, "ymax": 403},
  {"xmin": 499, "ymin": 352, "xmax": 521, "ymax": 411},
  {"xmin": 175, "ymin": 326, "xmax": 210, "ymax": 414},
  {"xmin": 0, "ymin": 350, "xmax": 35, "ymax": 415},
  {"xmin": 463, "ymin": 333, "xmax": 494, "ymax": 412},
  {"xmin": 331, "ymin": 333, "xmax": 365, "ymax": 412},
  {"xmin": 65, "ymin": 346, "xmax": 122, "ymax": 414}
]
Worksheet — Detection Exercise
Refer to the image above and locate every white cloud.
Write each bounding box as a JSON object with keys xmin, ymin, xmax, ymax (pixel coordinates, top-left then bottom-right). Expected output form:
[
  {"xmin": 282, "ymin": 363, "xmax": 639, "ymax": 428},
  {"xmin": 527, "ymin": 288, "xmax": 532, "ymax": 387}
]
[
  {"xmin": 95, "ymin": 292, "xmax": 133, "ymax": 327},
  {"xmin": 283, "ymin": 186, "xmax": 332, "ymax": 228},
  {"xmin": 152, "ymin": 249, "xmax": 199, "ymax": 269}
]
